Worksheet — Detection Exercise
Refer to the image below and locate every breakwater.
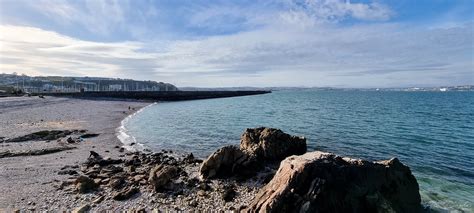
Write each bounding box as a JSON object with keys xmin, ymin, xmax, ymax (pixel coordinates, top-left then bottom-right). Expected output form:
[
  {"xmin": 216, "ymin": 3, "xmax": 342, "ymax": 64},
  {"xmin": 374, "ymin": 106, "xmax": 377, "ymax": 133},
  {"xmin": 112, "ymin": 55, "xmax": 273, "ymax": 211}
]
[{"xmin": 32, "ymin": 90, "xmax": 271, "ymax": 101}]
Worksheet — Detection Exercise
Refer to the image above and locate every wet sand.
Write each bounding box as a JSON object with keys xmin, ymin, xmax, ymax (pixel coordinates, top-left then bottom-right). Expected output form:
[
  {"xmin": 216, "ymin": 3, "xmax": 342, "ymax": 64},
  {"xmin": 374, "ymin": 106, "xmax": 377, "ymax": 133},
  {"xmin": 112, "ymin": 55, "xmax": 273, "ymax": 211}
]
[{"xmin": 0, "ymin": 96, "xmax": 149, "ymax": 210}]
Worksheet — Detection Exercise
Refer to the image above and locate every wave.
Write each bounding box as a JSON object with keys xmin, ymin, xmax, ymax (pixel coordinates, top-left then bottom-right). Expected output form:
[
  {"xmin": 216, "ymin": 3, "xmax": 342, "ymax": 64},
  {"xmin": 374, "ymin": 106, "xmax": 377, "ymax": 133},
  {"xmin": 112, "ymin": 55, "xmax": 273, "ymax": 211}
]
[{"xmin": 116, "ymin": 102, "xmax": 157, "ymax": 152}]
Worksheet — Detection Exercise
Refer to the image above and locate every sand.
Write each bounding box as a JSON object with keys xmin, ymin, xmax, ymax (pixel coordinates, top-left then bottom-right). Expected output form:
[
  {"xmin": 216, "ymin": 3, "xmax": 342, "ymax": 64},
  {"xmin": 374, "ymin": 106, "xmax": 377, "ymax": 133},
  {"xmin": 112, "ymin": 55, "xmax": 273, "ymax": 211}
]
[{"xmin": 0, "ymin": 96, "xmax": 150, "ymax": 210}]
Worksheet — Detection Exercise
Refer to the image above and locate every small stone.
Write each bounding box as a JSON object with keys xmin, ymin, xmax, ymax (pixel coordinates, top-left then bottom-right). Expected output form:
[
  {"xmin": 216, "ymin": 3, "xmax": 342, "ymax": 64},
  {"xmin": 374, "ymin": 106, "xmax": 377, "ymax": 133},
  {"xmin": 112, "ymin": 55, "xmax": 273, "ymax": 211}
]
[
  {"xmin": 72, "ymin": 204, "xmax": 90, "ymax": 213},
  {"xmin": 112, "ymin": 187, "xmax": 139, "ymax": 201},
  {"xmin": 197, "ymin": 190, "xmax": 206, "ymax": 197},
  {"xmin": 134, "ymin": 174, "xmax": 146, "ymax": 182},
  {"xmin": 92, "ymin": 195, "xmax": 104, "ymax": 204},
  {"xmin": 198, "ymin": 182, "xmax": 211, "ymax": 191},
  {"xmin": 222, "ymin": 187, "xmax": 236, "ymax": 202},
  {"xmin": 108, "ymin": 177, "xmax": 125, "ymax": 189},
  {"xmin": 189, "ymin": 200, "xmax": 198, "ymax": 207},
  {"xmin": 94, "ymin": 178, "xmax": 102, "ymax": 185}
]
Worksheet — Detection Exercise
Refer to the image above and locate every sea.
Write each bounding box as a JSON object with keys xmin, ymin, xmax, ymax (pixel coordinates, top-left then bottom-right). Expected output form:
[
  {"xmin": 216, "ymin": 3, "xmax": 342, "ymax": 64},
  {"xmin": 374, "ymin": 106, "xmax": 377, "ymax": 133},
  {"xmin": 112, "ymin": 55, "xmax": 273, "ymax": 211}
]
[{"xmin": 119, "ymin": 90, "xmax": 474, "ymax": 212}]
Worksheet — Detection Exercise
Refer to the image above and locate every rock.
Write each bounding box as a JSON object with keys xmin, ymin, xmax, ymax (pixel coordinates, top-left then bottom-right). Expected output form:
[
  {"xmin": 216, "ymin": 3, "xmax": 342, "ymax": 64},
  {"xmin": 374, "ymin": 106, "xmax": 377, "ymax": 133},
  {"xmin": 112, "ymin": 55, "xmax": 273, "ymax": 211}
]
[
  {"xmin": 148, "ymin": 165, "xmax": 179, "ymax": 192},
  {"xmin": 199, "ymin": 145, "xmax": 256, "ymax": 179},
  {"xmin": 108, "ymin": 177, "xmax": 126, "ymax": 189},
  {"xmin": 75, "ymin": 176, "xmax": 99, "ymax": 193},
  {"xmin": 67, "ymin": 137, "xmax": 75, "ymax": 143},
  {"xmin": 5, "ymin": 130, "xmax": 75, "ymax": 143},
  {"xmin": 0, "ymin": 146, "xmax": 77, "ymax": 158},
  {"xmin": 101, "ymin": 165, "xmax": 123, "ymax": 174},
  {"xmin": 72, "ymin": 204, "xmax": 90, "ymax": 213},
  {"xmin": 92, "ymin": 195, "xmax": 104, "ymax": 204},
  {"xmin": 58, "ymin": 169, "xmax": 78, "ymax": 175},
  {"xmin": 133, "ymin": 174, "xmax": 147, "ymax": 182},
  {"xmin": 189, "ymin": 200, "xmax": 198, "ymax": 207},
  {"xmin": 240, "ymin": 127, "xmax": 306, "ymax": 160},
  {"xmin": 85, "ymin": 154, "xmax": 123, "ymax": 167},
  {"xmin": 245, "ymin": 151, "xmax": 422, "ymax": 213},
  {"xmin": 183, "ymin": 153, "xmax": 195, "ymax": 163},
  {"xmin": 222, "ymin": 186, "xmax": 237, "ymax": 202},
  {"xmin": 80, "ymin": 133, "xmax": 100, "ymax": 138},
  {"xmin": 112, "ymin": 187, "xmax": 139, "ymax": 201},
  {"xmin": 197, "ymin": 190, "xmax": 207, "ymax": 197},
  {"xmin": 198, "ymin": 182, "xmax": 211, "ymax": 191}
]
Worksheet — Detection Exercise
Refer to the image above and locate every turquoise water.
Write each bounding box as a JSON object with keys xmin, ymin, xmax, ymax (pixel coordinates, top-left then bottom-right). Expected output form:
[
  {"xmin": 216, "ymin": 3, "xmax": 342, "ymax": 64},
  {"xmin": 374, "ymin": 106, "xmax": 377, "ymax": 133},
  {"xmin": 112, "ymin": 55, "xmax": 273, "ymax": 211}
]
[{"xmin": 124, "ymin": 90, "xmax": 474, "ymax": 211}]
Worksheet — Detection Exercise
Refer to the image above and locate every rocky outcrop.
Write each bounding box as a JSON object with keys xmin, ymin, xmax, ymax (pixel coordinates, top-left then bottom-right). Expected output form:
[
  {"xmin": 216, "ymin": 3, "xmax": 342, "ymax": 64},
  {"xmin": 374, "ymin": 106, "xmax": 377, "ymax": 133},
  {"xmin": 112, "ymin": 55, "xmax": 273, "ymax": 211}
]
[
  {"xmin": 2, "ymin": 129, "xmax": 87, "ymax": 143},
  {"xmin": 245, "ymin": 151, "xmax": 422, "ymax": 213},
  {"xmin": 240, "ymin": 127, "xmax": 306, "ymax": 160},
  {"xmin": 199, "ymin": 146, "xmax": 256, "ymax": 179},
  {"xmin": 199, "ymin": 127, "xmax": 306, "ymax": 179}
]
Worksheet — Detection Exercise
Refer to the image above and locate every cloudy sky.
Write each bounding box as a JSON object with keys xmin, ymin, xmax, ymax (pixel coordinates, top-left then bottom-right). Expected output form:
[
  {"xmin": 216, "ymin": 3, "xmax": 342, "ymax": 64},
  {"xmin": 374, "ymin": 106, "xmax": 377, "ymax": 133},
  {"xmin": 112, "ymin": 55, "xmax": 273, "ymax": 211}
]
[{"xmin": 0, "ymin": 0, "xmax": 473, "ymax": 87}]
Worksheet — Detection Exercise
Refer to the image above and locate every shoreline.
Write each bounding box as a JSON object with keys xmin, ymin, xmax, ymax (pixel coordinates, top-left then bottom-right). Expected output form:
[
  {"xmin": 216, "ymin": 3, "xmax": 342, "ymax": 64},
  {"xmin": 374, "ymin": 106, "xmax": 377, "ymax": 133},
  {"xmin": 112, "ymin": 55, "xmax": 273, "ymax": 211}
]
[
  {"xmin": 0, "ymin": 96, "xmax": 263, "ymax": 211},
  {"xmin": 116, "ymin": 102, "xmax": 157, "ymax": 152}
]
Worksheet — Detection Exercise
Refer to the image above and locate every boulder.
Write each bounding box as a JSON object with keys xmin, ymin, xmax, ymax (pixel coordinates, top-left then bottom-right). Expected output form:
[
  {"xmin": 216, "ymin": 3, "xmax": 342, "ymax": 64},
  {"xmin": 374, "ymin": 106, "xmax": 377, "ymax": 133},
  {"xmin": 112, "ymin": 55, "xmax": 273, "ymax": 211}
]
[
  {"xmin": 148, "ymin": 164, "xmax": 179, "ymax": 191},
  {"xmin": 240, "ymin": 127, "xmax": 306, "ymax": 160},
  {"xmin": 75, "ymin": 176, "xmax": 99, "ymax": 193},
  {"xmin": 199, "ymin": 145, "xmax": 256, "ymax": 179},
  {"xmin": 245, "ymin": 151, "xmax": 422, "ymax": 213}
]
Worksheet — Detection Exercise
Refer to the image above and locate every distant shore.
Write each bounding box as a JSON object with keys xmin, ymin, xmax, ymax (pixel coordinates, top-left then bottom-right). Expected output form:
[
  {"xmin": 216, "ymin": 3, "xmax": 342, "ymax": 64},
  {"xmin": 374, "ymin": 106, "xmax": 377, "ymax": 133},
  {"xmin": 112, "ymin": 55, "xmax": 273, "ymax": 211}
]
[{"xmin": 0, "ymin": 96, "xmax": 150, "ymax": 210}]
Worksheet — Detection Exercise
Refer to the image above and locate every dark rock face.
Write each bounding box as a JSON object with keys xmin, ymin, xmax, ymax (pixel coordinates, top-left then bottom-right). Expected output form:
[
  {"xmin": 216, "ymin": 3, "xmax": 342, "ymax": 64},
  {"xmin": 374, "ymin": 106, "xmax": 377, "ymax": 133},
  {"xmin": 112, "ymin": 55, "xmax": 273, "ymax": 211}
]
[
  {"xmin": 240, "ymin": 127, "xmax": 306, "ymax": 160},
  {"xmin": 199, "ymin": 128, "xmax": 306, "ymax": 179},
  {"xmin": 199, "ymin": 146, "xmax": 256, "ymax": 179},
  {"xmin": 245, "ymin": 151, "xmax": 422, "ymax": 213}
]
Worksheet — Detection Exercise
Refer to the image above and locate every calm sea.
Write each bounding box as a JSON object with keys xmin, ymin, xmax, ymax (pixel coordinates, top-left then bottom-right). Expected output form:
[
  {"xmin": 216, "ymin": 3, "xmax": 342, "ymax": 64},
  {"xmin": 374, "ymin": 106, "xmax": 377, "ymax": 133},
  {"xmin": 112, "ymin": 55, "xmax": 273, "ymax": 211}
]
[{"xmin": 122, "ymin": 90, "xmax": 474, "ymax": 211}]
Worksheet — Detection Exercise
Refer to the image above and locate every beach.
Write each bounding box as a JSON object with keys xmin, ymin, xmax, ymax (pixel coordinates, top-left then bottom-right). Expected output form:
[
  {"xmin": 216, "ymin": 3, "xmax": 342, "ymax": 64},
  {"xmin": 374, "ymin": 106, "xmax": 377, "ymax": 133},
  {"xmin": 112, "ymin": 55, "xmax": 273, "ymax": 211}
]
[
  {"xmin": 0, "ymin": 96, "xmax": 149, "ymax": 210},
  {"xmin": 0, "ymin": 96, "xmax": 262, "ymax": 211}
]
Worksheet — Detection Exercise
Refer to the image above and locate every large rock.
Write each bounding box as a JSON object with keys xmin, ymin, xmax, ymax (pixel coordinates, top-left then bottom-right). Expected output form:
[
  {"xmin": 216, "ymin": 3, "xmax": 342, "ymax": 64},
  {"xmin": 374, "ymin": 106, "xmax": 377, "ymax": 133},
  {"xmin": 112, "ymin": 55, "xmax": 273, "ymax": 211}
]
[
  {"xmin": 240, "ymin": 127, "xmax": 306, "ymax": 160},
  {"xmin": 199, "ymin": 145, "xmax": 256, "ymax": 179},
  {"xmin": 75, "ymin": 176, "xmax": 99, "ymax": 193},
  {"xmin": 148, "ymin": 164, "xmax": 179, "ymax": 191},
  {"xmin": 246, "ymin": 151, "xmax": 422, "ymax": 213},
  {"xmin": 199, "ymin": 128, "xmax": 307, "ymax": 179}
]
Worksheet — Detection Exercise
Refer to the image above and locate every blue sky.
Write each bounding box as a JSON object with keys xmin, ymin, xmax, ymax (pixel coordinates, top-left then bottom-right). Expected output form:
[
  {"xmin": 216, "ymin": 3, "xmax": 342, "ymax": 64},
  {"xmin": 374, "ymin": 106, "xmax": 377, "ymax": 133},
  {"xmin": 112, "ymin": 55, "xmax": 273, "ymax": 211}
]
[{"xmin": 0, "ymin": 0, "xmax": 473, "ymax": 87}]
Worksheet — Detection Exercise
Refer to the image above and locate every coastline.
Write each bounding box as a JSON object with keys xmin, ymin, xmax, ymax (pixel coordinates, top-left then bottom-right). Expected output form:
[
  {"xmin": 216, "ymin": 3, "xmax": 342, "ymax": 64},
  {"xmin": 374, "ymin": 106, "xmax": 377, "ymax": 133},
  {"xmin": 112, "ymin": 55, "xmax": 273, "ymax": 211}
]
[
  {"xmin": 0, "ymin": 96, "xmax": 263, "ymax": 211},
  {"xmin": 0, "ymin": 96, "xmax": 151, "ymax": 210},
  {"xmin": 116, "ymin": 102, "xmax": 157, "ymax": 152}
]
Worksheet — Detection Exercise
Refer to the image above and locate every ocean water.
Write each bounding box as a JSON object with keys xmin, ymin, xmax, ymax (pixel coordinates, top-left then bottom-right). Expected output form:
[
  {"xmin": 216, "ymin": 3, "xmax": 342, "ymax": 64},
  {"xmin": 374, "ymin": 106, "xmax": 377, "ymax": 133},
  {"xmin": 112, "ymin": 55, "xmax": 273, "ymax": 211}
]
[{"xmin": 122, "ymin": 90, "xmax": 474, "ymax": 211}]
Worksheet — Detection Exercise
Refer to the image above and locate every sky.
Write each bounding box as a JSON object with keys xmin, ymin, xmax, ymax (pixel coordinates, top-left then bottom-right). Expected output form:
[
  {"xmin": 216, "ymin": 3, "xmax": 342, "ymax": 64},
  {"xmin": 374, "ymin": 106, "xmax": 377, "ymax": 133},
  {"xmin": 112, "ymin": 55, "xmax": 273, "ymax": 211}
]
[{"xmin": 0, "ymin": 0, "xmax": 473, "ymax": 87}]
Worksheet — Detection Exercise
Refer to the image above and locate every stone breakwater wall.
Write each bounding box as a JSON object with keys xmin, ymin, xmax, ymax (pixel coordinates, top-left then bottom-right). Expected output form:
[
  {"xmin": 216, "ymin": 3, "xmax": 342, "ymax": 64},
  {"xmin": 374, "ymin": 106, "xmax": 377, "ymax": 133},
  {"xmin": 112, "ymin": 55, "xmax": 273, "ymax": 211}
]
[{"xmin": 32, "ymin": 90, "xmax": 271, "ymax": 101}]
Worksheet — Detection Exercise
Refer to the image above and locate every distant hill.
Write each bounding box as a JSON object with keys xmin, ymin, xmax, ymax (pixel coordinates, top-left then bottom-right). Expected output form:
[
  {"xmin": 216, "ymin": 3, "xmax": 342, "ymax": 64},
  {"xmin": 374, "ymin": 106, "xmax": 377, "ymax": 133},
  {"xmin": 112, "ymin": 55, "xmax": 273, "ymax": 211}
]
[{"xmin": 0, "ymin": 73, "xmax": 179, "ymax": 93}]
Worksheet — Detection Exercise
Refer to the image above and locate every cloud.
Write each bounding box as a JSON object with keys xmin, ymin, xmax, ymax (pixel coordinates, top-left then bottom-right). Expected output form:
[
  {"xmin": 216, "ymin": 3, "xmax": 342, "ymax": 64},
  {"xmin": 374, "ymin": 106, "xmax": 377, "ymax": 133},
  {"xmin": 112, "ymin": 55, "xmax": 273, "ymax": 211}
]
[
  {"xmin": 2, "ymin": 21, "xmax": 472, "ymax": 87},
  {"xmin": 279, "ymin": 0, "xmax": 394, "ymax": 25},
  {"xmin": 0, "ymin": 25, "xmax": 157, "ymax": 77},
  {"xmin": 0, "ymin": 1, "xmax": 472, "ymax": 87}
]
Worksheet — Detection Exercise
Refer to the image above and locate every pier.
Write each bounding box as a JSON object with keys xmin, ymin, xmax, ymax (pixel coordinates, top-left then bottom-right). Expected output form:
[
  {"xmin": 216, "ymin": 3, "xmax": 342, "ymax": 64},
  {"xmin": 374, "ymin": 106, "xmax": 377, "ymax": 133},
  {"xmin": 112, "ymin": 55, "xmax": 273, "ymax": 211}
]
[{"xmin": 31, "ymin": 90, "xmax": 271, "ymax": 101}]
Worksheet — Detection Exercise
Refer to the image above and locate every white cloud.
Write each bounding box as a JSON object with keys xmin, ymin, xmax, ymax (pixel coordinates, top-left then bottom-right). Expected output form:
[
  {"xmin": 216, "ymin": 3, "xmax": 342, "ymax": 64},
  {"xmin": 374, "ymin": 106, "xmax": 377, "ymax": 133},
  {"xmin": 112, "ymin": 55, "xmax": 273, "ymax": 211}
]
[
  {"xmin": 279, "ymin": 0, "xmax": 394, "ymax": 25},
  {"xmin": 0, "ymin": 0, "xmax": 472, "ymax": 87},
  {"xmin": 4, "ymin": 20, "xmax": 472, "ymax": 88},
  {"xmin": 0, "ymin": 25, "xmax": 156, "ymax": 77},
  {"xmin": 30, "ymin": 0, "xmax": 127, "ymax": 36}
]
